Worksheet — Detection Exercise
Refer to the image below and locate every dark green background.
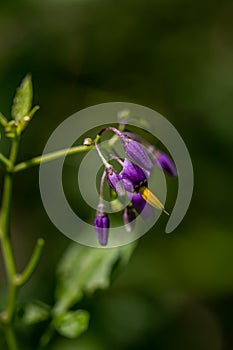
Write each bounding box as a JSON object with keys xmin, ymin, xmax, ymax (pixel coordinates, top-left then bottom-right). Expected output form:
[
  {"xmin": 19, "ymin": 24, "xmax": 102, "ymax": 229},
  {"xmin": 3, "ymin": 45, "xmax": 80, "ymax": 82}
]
[{"xmin": 0, "ymin": 0, "xmax": 232, "ymax": 349}]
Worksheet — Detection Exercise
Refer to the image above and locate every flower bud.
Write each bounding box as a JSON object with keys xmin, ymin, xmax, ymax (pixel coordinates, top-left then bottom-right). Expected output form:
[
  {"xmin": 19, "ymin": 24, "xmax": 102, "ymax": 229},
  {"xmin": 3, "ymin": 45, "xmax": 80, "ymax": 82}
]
[
  {"xmin": 94, "ymin": 204, "xmax": 110, "ymax": 246},
  {"xmin": 106, "ymin": 167, "xmax": 125, "ymax": 196},
  {"xmin": 120, "ymin": 135, "xmax": 153, "ymax": 170}
]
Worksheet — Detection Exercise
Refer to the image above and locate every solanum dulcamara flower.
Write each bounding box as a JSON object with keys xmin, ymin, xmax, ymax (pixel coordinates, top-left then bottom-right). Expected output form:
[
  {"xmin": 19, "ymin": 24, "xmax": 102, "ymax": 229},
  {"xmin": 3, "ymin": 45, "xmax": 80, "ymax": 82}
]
[{"xmin": 93, "ymin": 126, "xmax": 176, "ymax": 246}]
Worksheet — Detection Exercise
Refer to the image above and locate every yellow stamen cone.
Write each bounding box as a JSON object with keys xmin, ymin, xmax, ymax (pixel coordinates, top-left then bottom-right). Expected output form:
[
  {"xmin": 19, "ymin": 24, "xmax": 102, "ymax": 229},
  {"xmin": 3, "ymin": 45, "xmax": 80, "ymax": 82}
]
[{"xmin": 139, "ymin": 187, "xmax": 169, "ymax": 215}]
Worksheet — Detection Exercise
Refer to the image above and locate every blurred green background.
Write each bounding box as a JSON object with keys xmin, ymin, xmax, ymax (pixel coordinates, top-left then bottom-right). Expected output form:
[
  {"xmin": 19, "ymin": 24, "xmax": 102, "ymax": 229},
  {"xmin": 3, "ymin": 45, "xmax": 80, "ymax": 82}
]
[{"xmin": 0, "ymin": 0, "xmax": 233, "ymax": 349}]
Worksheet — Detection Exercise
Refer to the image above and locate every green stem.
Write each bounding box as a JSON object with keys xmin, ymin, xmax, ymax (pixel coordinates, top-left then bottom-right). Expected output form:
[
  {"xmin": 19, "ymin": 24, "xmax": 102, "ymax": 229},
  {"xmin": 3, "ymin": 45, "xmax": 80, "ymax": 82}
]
[
  {"xmin": 13, "ymin": 145, "xmax": 93, "ymax": 173},
  {"xmin": 15, "ymin": 238, "xmax": 45, "ymax": 286},
  {"xmin": 0, "ymin": 153, "xmax": 11, "ymax": 168},
  {"xmin": 4, "ymin": 326, "xmax": 18, "ymax": 350},
  {"xmin": 38, "ymin": 323, "xmax": 54, "ymax": 349},
  {"xmin": 0, "ymin": 138, "xmax": 20, "ymax": 326},
  {"xmin": 13, "ymin": 129, "xmax": 122, "ymax": 174}
]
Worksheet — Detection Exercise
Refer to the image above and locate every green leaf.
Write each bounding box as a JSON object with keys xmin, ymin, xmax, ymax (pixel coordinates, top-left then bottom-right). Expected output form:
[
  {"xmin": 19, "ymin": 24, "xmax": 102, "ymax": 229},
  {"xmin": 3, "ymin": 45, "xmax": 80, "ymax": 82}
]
[
  {"xmin": 17, "ymin": 300, "xmax": 51, "ymax": 325},
  {"xmin": 54, "ymin": 243, "xmax": 137, "ymax": 315},
  {"xmin": 12, "ymin": 75, "xmax": 32, "ymax": 122},
  {"xmin": 54, "ymin": 310, "xmax": 89, "ymax": 339}
]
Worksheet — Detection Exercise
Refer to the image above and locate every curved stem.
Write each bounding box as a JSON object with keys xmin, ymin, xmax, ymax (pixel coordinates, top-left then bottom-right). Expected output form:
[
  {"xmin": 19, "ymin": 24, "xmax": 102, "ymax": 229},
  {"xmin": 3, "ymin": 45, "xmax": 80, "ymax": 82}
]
[
  {"xmin": 99, "ymin": 170, "xmax": 107, "ymax": 202},
  {"xmin": 94, "ymin": 142, "xmax": 111, "ymax": 168},
  {"xmin": 15, "ymin": 238, "xmax": 45, "ymax": 286},
  {"xmin": 0, "ymin": 153, "xmax": 11, "ymax": 168}
]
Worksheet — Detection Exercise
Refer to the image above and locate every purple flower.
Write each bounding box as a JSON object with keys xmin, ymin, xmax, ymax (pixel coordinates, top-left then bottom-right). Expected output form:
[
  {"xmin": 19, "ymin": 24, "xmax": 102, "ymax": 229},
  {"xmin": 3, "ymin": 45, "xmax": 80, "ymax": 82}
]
[
  {"xmin": 123, "ymin": 205, "xmax": 136, "ymax": 232},
  {"xmin": 105, "ymin": 167, "xmax": 125, "ymax": 196},
  {"xmin": 119, "ymin": 134, "xmax": 153, "ymax": 170},
  {"xmin": 120, "ymin": 159, "xmax": 148, "ymax": 193},
  {"xmin": 156, "ymin": 153, "xmax": 177, "ymax": 177},
  {"xmin": 129, "ymin": 192, "xmax": 155, "ymax": 222},
  {"xmin": 94, "ymin": 204, "xmax": 110, "ymax": 246},
  {"xmin": 120, "ymin": 159, "xmax": 168, "ymax": 214},
  {"xmin": 130, "ymin": 192, "xmax": 146, "ymax": 213}
]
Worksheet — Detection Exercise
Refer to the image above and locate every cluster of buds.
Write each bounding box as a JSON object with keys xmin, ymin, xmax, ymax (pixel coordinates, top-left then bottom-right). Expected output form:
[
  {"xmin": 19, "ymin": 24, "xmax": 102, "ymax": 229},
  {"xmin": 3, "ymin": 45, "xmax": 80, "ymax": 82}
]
[{"xmin": 93, "ymin": 127, "xmax": 177, "ymax": 246}]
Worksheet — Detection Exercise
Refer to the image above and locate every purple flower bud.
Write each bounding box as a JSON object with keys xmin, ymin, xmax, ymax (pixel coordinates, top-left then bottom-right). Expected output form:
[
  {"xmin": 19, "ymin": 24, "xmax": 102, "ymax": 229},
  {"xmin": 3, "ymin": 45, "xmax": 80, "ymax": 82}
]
[
  {"xmin": 120, "ymin": 159, "xmax": 148, "ymax": 192},
  {"xmin": 94, "ymin": 204, "xmax": 110, "ymax": 246},
  {"xmin": 123, "ymin": 206, "xmax": 136, "ymax": 232},
  {"xmin": 106, "ymin": 167, "xmax": 125, "ymax": 196},
  {"xmin": 119, "ymin": 134, "xmax": 153, "ymax": 170},
  {"xmin": 156, "ymin": 153, "xmax": 177, "ymax": 177}
]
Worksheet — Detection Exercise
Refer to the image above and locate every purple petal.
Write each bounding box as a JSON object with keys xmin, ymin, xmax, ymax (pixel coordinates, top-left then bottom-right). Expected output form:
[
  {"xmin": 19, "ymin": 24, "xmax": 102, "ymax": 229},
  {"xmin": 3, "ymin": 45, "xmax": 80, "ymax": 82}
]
[
  {"xmin": 106, "ymin": 168, "xmax": 125, "ymax": 196},
  {"xmin": 94, "ymin": 215, "xmax": 109, "ymax": 246},
  {"xmin": 128, "ymin": 192, "xmax": 155, "ymax": 222},
  {"xmin": 156, "ymin": 153, "xmax": 177, "ymax": 177},
  {"xmin": 129, "ymin": 192, "xmax": 146, "ymax": 213},
  {"xmin": 120, "ymin": 135, "xmax": 153, "ymax": 170},
  {"xmin": 120, "ymin": 159, "xmax": 147, "ymax": 191}
]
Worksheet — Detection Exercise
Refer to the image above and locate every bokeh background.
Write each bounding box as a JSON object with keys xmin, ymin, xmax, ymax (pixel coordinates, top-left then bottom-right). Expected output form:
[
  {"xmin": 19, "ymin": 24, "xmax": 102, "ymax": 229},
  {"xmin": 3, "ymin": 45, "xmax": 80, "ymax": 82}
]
[{"xmin": 0, "ymin": 0, "xmax": 233, "ymax": 349}]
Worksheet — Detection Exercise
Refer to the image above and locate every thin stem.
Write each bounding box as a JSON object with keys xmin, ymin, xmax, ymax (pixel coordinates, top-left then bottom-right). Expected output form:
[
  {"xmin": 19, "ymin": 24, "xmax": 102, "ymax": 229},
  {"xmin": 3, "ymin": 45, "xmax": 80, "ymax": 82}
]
[
  {"xmin": 109, "ymin": 147, "xmax": 124, "ymax": 166},
  {"xmin": 0, "ymin": 138, "xmax": 20, "ymax": 325},
  {"xmin": 0, "ymin": 138, "xmax": 21, "ymax": 350},
  {"xmin": 0, "ymin": 153, "xmax": 11, "ymax": 168},
  {"xmin": 38, "ymin": 323, "xmax": 54, "ymax": 349},
  {"xmin": 13, "ymin": 145, "xmax": 93, "ymax": 173},
  {"xmin": 0, "ymin": 234, "xmax": 16, "ymax": 279},
  {"xmin": 15, "ymin": 239, "xmax": 45, "ymax": 286},
  {"xmin": 98, "ymin": 126, "xmax": 122, "ymax": 138},
  {"xmin": 99, "ymin": 171, "xmax": 107, "ymax": 202},
  {"xmin": 13, "ymin": 130, "xmax": 121, "ymax": 174},
  {"xmin": 0, "ymin": 112, "xmax": 8, "ymax": 127},
  {"xmin": 4, "ymin": 326, "xmax": 18, "ymax": 350},
  {"xmin": 94, "ymin": 142, "xmax": 111, "ymax": 168}
]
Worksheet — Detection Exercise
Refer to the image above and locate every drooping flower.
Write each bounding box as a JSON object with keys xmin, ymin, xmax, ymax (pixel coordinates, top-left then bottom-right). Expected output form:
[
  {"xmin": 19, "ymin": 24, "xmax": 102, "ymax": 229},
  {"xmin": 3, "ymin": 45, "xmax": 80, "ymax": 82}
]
[
  {"xmin": 98, "ymin": 127, "xmax": 153, "ymax": 170},
  {"xmin": 120, "ymin": 159, "xmax": 168, "ymax": 214},
  {"xmin": 120, "ymin": 158, "xmax": 148, "ymax": 192},
  {"xmin": 94, "ymin": 203, "xmax": 110, "ymax": 246},
  {"xmin": 128, "ymin": 192, "xmax": 155, "ymax": 222},
  {"xmin": 119, "ymin": 134, "xmax": 153, "ymax": 171},
  {"xmin": 123, "ymin": 131, "xmax": 177, "ymax": 177},
  {"xmin": 93, "ymin": 124, "xmax": 173, "ymax": 246},
  {"xmin": 105, "ymin": 167, "xmax": 125, "ymax": 196}
]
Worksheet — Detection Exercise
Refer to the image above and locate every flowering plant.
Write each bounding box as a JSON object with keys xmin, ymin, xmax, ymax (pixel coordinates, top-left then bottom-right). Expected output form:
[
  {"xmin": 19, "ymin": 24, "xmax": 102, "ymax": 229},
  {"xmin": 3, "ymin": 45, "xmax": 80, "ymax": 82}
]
[
  {"xmin": 0, "ymin": 76, "xmax": 176, "ymax": 349},
  {"xmin": 93, "ymin": 126, "xmax": 177, "ymax": 246}
]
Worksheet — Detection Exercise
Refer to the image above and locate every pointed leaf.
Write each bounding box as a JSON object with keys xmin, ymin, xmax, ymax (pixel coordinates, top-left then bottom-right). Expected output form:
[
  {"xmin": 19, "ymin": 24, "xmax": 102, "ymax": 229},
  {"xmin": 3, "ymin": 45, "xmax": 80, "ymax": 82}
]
[
  {"xmin": 12, "ymin": 75, "xmax": 32, "ymax": 122},
  {"xmin": 54, "ymin": 243, "xmax": 136, "ymax": 315}
]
